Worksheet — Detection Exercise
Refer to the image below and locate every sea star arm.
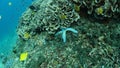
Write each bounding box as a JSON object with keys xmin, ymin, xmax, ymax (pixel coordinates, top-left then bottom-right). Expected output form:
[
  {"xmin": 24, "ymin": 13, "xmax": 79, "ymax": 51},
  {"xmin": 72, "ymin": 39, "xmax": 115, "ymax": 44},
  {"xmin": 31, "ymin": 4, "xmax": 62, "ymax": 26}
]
[
  {"xmin": 62, "ymin": 30, "xmax": 67, "ymax": 42},
  {"xmin": 66, "ymin": 28, "xmax": 78, "ymax": 33}
]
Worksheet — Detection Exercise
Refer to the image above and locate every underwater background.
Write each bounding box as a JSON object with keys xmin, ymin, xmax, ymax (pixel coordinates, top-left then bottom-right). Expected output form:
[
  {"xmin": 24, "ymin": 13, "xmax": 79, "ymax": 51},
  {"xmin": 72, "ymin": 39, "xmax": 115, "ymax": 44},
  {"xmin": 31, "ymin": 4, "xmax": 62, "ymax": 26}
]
[{"xmin": 0, "ymin": 0, "xmax": 32, "ymax": 67}]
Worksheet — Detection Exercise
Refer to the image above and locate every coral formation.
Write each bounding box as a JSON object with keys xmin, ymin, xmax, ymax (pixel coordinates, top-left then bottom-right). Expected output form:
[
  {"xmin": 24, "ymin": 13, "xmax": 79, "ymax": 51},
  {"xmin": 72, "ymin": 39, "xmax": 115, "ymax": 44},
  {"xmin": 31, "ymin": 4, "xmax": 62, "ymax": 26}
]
[
  {"xmin": 17, "ymin": 0, "xmax": 80, "ymax": 40},
  {"xmin": 17, "ymin": 0, "xmax": 120, "ymax": 40},
  {"xmin": 4, "ymin": 0, "xmax": 120, "ymax": 68},
  {"xmin": 72, "ymin": 0, "xmax": 120, "ymax": 20}
]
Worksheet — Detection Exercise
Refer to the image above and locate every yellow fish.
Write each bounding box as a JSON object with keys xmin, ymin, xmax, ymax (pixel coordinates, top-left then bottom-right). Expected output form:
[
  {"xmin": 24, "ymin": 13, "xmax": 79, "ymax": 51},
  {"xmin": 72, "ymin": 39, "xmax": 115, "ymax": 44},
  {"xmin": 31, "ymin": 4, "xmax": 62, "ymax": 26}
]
[
  {"xmin": 20, "ymin": 52, "xmax": 28, "ymax": 61},
  {"xmin": 95, "ymin": 7, "xmax": 103, "ymax": 15},
  {"xmin": 24, "ymin": 32, "xmax": 31, "ymax": 39}
]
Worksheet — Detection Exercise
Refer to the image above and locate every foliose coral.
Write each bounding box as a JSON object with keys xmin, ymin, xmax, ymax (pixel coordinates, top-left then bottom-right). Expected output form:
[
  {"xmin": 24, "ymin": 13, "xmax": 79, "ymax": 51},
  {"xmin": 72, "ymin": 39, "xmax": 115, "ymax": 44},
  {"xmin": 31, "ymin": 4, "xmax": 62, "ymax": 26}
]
[
  {"xmin": 17, "ymin": 0, "xmax": 80, "ymax": 40},
  {"xmin": 72, "ymin": 0, "xmax": 120, "ymax": 20},
  {"xmin": 17, "ymin": 0, "xmax": 120, "ymax": 40}
]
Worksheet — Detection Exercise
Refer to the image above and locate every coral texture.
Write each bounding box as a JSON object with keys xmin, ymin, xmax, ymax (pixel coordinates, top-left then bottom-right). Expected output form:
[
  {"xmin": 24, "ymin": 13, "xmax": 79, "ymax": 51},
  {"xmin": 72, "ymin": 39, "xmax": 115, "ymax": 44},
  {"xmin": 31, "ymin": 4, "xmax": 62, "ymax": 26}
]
[{"xmin": 5, "ymin": 0, "xmax": 120, "ymax": 68}]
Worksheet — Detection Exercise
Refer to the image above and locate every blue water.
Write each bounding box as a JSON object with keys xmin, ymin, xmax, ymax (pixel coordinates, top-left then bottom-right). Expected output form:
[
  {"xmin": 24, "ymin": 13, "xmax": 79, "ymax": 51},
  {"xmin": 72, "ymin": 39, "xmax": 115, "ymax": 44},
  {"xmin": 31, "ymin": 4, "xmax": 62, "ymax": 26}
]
[{"xmin": 0, "ymin": 0, "xmax": 32, "ymax": 67}]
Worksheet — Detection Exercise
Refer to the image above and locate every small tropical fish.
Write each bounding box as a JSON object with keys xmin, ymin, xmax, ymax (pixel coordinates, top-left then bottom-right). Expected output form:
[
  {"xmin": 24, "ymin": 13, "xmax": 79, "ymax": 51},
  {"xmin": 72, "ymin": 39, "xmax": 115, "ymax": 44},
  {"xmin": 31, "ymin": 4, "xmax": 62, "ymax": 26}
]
[{"xmin": 19, "ymin": 52, "xmax": 28, "ymax": 61}]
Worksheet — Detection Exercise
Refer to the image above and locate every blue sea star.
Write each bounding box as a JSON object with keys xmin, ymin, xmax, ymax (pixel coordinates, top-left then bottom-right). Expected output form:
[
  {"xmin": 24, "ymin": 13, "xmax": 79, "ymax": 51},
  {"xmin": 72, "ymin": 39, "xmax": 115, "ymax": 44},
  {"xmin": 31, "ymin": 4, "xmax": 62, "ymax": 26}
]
[{"xmin": 55, "ymin": 28, "xmax": 78, "ymax": 42}]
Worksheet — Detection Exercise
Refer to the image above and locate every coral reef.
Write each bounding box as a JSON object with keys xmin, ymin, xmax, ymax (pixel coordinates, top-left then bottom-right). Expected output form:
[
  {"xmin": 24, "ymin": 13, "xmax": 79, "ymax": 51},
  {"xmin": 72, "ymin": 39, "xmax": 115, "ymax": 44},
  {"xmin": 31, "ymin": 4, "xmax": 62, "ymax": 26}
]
[
  {"xmin": 4, "ymin": 0, "xmax": 120, "ymax": 68},
  {"xmin": 17, "ymin": 0, "xmax": 80, "ymax": 40},
  {"xmin": 73, "ymin": 0, "xmax": 120, "ymax": 21},
  {"xmin": 17, "ymin": 0, "xmax": 120, "ymax": 40}
]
